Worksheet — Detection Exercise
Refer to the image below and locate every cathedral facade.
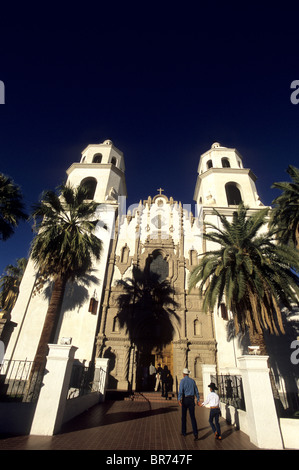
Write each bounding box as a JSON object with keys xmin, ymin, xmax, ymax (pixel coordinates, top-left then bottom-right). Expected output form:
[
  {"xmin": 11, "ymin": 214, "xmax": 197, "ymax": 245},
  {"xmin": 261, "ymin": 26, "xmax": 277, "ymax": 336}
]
[{"xmin": 4, "ymin": 140, "xmax": 265, "ymax": 394}]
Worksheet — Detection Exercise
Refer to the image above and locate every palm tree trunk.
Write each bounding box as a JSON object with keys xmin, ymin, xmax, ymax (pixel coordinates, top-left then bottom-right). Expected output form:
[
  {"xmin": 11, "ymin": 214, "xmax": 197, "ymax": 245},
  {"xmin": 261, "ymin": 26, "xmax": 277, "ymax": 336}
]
[
  {"xmin": 27, "ymin": 275, "xmax": 67, "ymax": 400},
  {"xmin": 248, "ymin": 331, "xmax": 267, "ymax": 355},
  {"xmin": 34, "ymin": 275, "xmax": 67, "ymax": 364}
]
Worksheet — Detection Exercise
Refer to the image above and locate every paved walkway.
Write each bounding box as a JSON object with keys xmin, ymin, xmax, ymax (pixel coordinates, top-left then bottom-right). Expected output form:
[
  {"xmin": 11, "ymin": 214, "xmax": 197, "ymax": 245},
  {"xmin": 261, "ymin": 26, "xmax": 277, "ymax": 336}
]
[{"xmin": 0, "ymin": 393, "xmax": 258, "ymax": 451}]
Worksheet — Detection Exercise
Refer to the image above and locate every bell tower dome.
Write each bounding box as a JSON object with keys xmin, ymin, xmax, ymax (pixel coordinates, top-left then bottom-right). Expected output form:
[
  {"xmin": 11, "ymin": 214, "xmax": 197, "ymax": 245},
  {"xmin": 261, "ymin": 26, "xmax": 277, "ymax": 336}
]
[
  {"xmin": 66, "ymin": 139, "xmax": 127, "ymax": 203},
  {"xmin": 193, "ymin": 142, "xmax": 263, "ymax": 208}
]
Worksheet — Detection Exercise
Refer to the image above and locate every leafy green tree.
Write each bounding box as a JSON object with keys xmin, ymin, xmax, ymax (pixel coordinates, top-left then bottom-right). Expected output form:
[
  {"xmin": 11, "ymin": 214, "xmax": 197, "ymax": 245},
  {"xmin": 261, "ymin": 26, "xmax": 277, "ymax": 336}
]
[
  {"xmin": 30, "ymin": 183, "xmax": 103, "ymax": 365},
  {"xmin": 270, "ymin": 165, "xmax": 299, "ymax": 249},
  {"xmin": 189, "ymin": 204, "xmax": 299, "ymax": 353},
  {"xmin": 0, "ymin": 257, "xmax": 28, "ymax": 315},
  {"xmin": 0, "ymin": 173, "xmax": 27, "ymax": 240}
]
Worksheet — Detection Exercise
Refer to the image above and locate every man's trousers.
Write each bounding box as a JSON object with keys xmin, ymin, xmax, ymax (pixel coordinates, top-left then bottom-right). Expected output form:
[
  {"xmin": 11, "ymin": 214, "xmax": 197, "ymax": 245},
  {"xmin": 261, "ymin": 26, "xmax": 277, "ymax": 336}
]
[{"xmin": 181, "ymin": 397, "xmax": 198, "ymax": 437}]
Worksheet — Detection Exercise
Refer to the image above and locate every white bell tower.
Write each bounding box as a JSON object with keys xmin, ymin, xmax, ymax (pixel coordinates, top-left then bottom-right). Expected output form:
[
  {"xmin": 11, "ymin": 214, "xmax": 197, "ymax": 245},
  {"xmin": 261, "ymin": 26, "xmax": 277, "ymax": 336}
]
[
  {"xmin": 193, "ymin": 142, "xmax": 267, "ymax": 371},
  {"xmin": 193, "ymin": 142, "xmax": 264, "ymax": 208},
  {"xmin": 66, "ymin": 139, "xmax": 127, "ymax": 203}
]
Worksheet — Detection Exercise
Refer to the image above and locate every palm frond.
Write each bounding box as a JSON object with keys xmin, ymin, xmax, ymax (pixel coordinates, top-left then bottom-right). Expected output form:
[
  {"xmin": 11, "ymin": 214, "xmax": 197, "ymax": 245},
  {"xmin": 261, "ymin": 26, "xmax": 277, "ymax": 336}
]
[
  {"xmin": 0, "ymin": 173, "xmax": 27, "ymax": 240},
  {"xmin": 271, "ymin": 165, "xmax": 299, "ymax": 248},
  {"xmin": 30, "ymin": 183, "xmax": 103, "ymax": 281},
  {"xmin": 189, "ymin": 202, "xmax": 299, "ymax": 336}
]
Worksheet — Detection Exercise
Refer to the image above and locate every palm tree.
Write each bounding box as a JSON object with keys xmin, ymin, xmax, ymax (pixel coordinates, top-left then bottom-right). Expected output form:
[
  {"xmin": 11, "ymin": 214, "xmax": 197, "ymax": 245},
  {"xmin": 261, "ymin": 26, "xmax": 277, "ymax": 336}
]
[
  {"xmin": 189, "ymin": 203, "xmax": 299, "ymax": 353},
  {"xmin": 270, "ymin": 165, "xmax": 299, "ymax": 249},
  {"xmin": 0, "ymin": 257, "xmax": 28, "ymax": 315},
  {"xmin": 30, "ymin": 183, "xmax": 103, "ymax": 365},
  {"xmin": 0, "ymin": 173, "xmax": 27, "ymax": 240}
]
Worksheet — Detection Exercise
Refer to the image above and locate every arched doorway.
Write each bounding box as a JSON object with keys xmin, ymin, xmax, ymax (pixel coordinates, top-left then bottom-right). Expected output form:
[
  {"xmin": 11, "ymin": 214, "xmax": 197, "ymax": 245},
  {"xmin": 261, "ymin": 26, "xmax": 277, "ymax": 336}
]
[
  {"xmin": 134, "ymin": 252, "xmax": 176, "ymax": 391},
  {"xmin": 153, "ymin": 343, "xmax": 173, "ymax": 376},
  {"xmin": 137, "ymin": 344, "xmax": 174, "ymax": 392}
]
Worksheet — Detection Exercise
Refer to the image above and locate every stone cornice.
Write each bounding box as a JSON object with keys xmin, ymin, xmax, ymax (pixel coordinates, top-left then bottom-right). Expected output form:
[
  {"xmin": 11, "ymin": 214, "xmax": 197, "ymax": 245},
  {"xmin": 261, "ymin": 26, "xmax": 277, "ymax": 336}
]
[{"xmin": 66, "ymin": 162, "xmax": 125, "ymax": 177}]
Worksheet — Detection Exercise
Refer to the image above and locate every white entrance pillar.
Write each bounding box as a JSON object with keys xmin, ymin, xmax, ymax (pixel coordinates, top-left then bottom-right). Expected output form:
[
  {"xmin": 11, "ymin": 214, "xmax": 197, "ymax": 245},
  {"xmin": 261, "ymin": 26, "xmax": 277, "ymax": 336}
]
[
  {"xmin": 238, "ymin": 355, "xmax": 283, "ymax": 449},
  {"xmin": 30, "ymin": 344, "xmax": 77, "ymax": 436},
  {"xmin": 95, "ymin": 357, "xmax": 109, "ymax": 401},
  {"xmin": 201, "ymin": 364, "xmax": 216, "ymax": 401}
]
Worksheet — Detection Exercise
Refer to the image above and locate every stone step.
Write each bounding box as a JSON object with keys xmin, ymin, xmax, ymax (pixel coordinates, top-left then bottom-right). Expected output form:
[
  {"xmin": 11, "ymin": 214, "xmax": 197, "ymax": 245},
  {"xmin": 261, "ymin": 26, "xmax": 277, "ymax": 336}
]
[
  {"xmin": 125, "ymin": 391, "xmax": 177, "ymax": 403},
  {"xmin": 106, "ymin": 389, "xmax": 204, "ymax": 403}
]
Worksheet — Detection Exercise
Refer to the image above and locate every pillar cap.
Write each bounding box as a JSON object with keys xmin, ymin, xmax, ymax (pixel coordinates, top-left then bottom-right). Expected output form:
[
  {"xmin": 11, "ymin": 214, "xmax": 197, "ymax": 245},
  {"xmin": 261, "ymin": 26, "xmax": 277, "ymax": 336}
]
[
  {"xmin": 47, "ymin": 344, "xmax": 78, "ymax": 359},
  {"xmin": 237, "ymin": 354, "xmax": 269, "ymax": 370}
]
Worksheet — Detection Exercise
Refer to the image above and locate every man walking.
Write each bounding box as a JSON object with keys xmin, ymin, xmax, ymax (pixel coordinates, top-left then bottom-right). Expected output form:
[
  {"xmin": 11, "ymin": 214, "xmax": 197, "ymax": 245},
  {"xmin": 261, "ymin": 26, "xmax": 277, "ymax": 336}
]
[{"xmin": 178, "ymin": 368, "xmax": 200, "ymax": 440}]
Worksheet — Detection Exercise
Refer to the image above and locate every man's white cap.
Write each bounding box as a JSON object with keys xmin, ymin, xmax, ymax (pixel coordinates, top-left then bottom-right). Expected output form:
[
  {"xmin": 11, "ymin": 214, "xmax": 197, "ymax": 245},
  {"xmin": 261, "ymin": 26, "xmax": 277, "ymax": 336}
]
[{"xmin": 183, "ymin": 368, "xmax": 190, "ymax": 374}]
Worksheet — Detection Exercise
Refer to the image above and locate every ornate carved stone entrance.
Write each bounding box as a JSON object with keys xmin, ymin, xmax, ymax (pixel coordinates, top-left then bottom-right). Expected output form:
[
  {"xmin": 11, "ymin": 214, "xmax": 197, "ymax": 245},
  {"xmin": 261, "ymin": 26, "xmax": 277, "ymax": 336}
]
[{"xmin": 96, "ymin": 192, "xmax": 216, "ymax": 394}]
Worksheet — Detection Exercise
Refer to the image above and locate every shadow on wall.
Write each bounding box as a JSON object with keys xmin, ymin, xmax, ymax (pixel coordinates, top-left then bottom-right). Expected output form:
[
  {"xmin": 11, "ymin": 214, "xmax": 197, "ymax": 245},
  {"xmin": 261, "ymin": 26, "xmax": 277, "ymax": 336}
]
[
  {"xmin": 103, "ymin": 346, "xmax": 118, "ymax": 389},
  {"xmin": 43, "ymin": 271, "xmax": 100, "ymax": 312},
  {"xmin": 116, "ymin": 266, "xmax": 180, "ymax": 354},
  {"xmin": 41, "ymin": 271, "xmax": 101, "ymax": 345},
  {"xmin": 226, "ymin": 308, "xmax": 299, "ymax": 417}
]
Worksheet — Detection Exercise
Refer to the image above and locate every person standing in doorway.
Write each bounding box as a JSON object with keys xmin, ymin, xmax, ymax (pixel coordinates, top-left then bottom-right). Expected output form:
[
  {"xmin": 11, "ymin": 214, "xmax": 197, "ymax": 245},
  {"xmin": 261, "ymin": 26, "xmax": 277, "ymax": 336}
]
[
  {"xmin": 149, "ymin": 362, "xmax": 156, "ymax": 390},
  {"xmin": 154, "ymin": 364, "xmax": 162, "ymax": 392},
  {"xmin": 161, "ymin": 365, "xmax": 170, "ymax": 399},
  {"xmin": 200, "ymin": 382, "xmax": 222, "ymax": 440},
  {"xmin": 178, "ymin": 368, "xmax": 200, "ymax": 440}
]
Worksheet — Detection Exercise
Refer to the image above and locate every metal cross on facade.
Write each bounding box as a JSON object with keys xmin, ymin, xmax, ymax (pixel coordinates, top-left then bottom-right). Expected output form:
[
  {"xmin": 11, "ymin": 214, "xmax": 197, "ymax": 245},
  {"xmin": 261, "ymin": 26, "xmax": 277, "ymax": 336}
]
[{"xmin": 157, "ymin": 188, "xmax": 164, "ymax": 195}]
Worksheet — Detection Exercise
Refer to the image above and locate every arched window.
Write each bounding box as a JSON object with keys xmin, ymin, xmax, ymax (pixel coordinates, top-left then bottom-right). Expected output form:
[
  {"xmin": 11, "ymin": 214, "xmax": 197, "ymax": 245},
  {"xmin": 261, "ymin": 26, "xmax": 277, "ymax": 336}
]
[
  {"xmin": 80, "ymin": 177, "xmax": 97, "ymax": 200},
  {"xmin": 111, "ymin": 157, "xmax": 117, "ymax": 166},
  {"xmin": 92, "ymin": 153, "xmax": 102, "ymax": 163},
  {"xmin": 120, "ymin": 244, "xmax": 129, "ymax": 264},
  {"xmin": 189, "ymin": 249, "xmax": 198, "ymax": 266},
  {"xmin": 112, "ymin": 316, "xmax": 119, "ymax": 332},
  {"xmin": 225, "ymin": 182, "xmax": 242, "ymax": 206},
  {"xmin": 207, "ymin": 159, "xmax": 213, "ymax": 169},
  {"xmin": 149, "ymin": 251, "xmax": 169, "ymax": 282},
  {"xmin": 194, "ymin": 319, "xmax": 202, "ymax": 336},
  {"xmin": 222, "ymin": 158, "xmax": 230, "ymax": 168}
]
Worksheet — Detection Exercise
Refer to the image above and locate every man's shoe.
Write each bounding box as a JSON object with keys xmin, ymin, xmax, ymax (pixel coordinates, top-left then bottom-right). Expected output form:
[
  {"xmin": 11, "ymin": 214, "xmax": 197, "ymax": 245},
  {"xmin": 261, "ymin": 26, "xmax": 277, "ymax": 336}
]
[{"xmin": 194, "ymin": 435, "xmax": 198, "ymax": 440}]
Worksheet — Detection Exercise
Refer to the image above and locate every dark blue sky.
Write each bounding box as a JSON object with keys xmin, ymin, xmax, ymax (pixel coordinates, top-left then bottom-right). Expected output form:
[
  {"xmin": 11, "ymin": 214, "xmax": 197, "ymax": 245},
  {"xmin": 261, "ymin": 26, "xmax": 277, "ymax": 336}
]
[{"xmin": 0, "ymin": 3, "xmax": 299, "ymax": 275}]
